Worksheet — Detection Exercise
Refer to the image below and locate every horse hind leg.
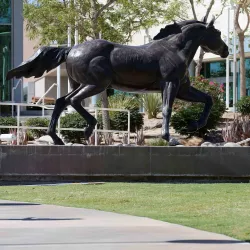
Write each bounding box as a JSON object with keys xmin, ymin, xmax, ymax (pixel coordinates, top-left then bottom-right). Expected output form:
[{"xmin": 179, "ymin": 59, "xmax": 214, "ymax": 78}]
[
  {"xmin": 47, "ymin": 78, "xmax": 82, "ymax": 145},
  {"xmin": 69, "ymin": 83, "xmax": 109, "ymax": 141},
  {"xmin": 68, "ymin": 56, "xmax": 112, "ymax": 141}
]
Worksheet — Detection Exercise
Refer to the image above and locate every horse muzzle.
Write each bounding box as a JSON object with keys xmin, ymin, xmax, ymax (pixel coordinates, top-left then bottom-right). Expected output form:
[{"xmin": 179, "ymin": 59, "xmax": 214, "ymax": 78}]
[{"xmin": 220, "ymin": 46, "xmax": 229, "ymax": 58}]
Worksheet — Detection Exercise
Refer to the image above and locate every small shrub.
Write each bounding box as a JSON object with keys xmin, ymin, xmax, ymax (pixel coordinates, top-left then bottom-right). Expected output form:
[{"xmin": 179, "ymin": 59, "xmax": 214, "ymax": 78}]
[
  {"xmin": 141, "ymin": 93, "xmax": 162, "ymax": 119},
  {"xmin": 25, "ymin": 117, "xmax": 50, "ymax": 138},
  {"xmin": 235, "ymin": 96, "xmax": 250, "ymax": 116},
  {"xmin": 97, "ymin": 94, "xmax": 144, "ymax": 133},
  {"xmin": 147, "ymin": 138, "xmax": 168, "ymax": 146},
  {"xmin": 26, "ymin": 130, "xmax": 35, "ymax": 141},
  {"xmin": 0, "ymin": 117, "xmax": 17, "ymax": 134},
  {"xmin": 135, "ymin": 128, "xmax": 145, "ymax": 145},
  {"xmin": 171, "ymin": 76, "xmax": 226, "ymax": 138},
  {"xmin": 60, "ymin": 112, "xmax": 87, "ymax": 143},
  {"xmin": 9, "ymin": 128, "xmax": 29, "ymax": 145},
  {"xmin": 222, "ymin": 117, "xmax": 242, "ymax": 143},
  {"xmin": 222, "ymin": 115, "xmax": 250, "ymax": 143}
]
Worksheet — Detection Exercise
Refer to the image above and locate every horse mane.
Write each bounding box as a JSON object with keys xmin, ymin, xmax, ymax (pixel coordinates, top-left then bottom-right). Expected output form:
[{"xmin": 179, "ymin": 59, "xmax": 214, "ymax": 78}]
[
  {"xmin": 153, "ymin": 20, "xmax": 206, "ymax": 41},
  {"xmin": 180, "ymin": 21, "xmax": 208, "ymax": 36},
  {"xmin": 153, "ymin": 22, "xmax": 181, "ymax": 40}
]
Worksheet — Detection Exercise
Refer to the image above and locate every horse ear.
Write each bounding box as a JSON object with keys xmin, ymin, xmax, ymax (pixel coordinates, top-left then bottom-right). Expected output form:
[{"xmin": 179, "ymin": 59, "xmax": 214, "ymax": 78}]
[
  {"xmin": 206, "ymin": 15, "xmax": 215, "ymax": 28},
  {"xmin": 172, "ymin": 20, "xmax": 178, "ymax": 25},
  {"xmin": 201, "ymin": 16, "xmax": 207, "ymax": 23}
]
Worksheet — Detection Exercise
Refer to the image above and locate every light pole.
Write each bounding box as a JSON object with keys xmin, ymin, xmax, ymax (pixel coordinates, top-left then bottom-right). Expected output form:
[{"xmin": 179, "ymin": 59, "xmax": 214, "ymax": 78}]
[
  {"xmin": 56, "ymin": 41, "xmax": 61, "ymax": 100},
  {"xmin": 68, "ymin": 25, "xmax": 71, "ymax": 94},
  {"xmin": 226, "ymin": 6, "xmax": 230, "ymax": 109},
  {"xmin": 229, "ymin": 0, "xmax": 238, "ymax": 113}
]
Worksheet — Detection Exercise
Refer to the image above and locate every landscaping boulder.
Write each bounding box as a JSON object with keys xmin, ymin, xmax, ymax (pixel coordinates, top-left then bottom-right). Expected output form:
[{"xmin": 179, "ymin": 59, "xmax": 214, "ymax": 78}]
[
  {"xmin": 180, "ymin": 136, "xmax": 204, "ymax": 146},
  {"xmin": 201, "ymin": 142, "xmax": 216, "ymax": 147},
  {"xmin": 169, "ymin": 137, "xmax": 182, "ymax": 146},
  {"xmin": 223, "ymin": 142, "xmax": 241, "ymax": 147}
]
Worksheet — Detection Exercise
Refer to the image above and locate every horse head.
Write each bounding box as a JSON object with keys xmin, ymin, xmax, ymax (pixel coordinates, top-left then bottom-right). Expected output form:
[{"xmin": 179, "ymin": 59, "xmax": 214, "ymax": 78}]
[{"xmin": 199, "ymin": 16, "xmax": 229, "ymax": 58}]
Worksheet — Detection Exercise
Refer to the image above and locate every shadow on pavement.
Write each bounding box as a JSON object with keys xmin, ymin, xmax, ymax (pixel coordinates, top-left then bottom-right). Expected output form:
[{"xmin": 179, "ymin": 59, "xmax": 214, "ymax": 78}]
[
  {"xmin": 0, "ymin": 217, "xmax": 81, "ymax": 221},
  {"xmin": 168, "ymin": 239, "xmax": 248, "ymax": 244},
  {"xmin": 0, "ymin": 203, "xmax": 40, "ymax": 206}
]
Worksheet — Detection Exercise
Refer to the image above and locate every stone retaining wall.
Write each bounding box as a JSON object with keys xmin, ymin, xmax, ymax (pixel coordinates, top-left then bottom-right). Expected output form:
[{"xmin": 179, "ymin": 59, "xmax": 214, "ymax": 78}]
[{"xmin": 0, "ymin": 146, "xmax": 249, "ymax": 182}]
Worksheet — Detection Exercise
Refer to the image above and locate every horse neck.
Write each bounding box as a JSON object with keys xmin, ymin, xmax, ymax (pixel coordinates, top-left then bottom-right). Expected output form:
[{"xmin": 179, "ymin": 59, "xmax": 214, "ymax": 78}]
[{"xmin": 179, "ymin": 25, "xmax": 206, "ymax": 66}]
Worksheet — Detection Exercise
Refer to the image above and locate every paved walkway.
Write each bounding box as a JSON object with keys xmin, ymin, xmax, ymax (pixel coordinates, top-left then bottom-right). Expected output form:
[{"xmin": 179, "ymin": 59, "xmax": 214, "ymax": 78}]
[{"xmin": 0, "ymin": 200, "xmax": 249, "ymax": 250}]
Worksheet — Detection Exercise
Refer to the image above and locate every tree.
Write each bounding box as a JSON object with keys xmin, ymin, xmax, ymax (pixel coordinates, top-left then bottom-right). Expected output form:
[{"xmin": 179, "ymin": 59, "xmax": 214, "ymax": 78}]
[
  {"xmin": 23, "ymin": 0, "xmax": 187, "ymax": 47},
  {"xmin": 233, "ymin": 0, "xmax": 250, "ymax": 98},
  {"xmin": 23, "ymin": 0, "xmax": 187, "ymax": 138},
  {"xmin": 188, "ymin": 0, "xmax": 227, "ymax": 76},
  {"xmin": 0, "ymin": 0, "xmax": 10, "ymax": 20}
]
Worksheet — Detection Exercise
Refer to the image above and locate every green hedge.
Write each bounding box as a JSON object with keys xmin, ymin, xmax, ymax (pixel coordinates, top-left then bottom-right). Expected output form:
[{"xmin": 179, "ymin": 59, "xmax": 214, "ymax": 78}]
[
  {"xmin": 60, "ymin": 112, "xmax": 87, "ymax": 143},
  {"xmin": 25, "ymin": 117, "xmax": 50, "ymax": 138},
  {"xmin": 235, "ymin": 96, "xmax": 250, "ymax": 116},
  {"xmin": 0, "ymin": 117, "xmax": 17, "ymax": 134}
]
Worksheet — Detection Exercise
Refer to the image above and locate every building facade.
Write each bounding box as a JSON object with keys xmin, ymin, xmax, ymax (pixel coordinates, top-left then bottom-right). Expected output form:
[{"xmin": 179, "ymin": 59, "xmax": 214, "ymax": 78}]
[
  {"xmin": 199, "ymin": 37, "xmax": 250, "ymax": 109},
  {"xmin": 0, "ymin": 0, "xmax": 23, "ymax": 105}
]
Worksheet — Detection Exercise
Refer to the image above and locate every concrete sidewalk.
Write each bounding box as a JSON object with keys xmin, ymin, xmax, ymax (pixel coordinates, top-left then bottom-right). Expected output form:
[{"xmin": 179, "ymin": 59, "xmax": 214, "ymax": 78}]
[{"xmin": 0, "ymin": 200, "xmax": 249, "ymax": 250}]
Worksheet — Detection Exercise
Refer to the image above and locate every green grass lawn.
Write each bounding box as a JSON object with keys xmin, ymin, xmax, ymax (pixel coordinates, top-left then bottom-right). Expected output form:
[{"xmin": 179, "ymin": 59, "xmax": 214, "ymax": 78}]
[{"xmin": 0, "ymin": 182, "xmax": 249, "ymax": 241}]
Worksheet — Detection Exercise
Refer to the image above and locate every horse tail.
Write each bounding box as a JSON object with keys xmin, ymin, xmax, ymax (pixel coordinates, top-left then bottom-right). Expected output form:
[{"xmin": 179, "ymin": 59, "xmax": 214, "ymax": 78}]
[{"xmin": 6, "ymin": 46, "xmax": 72, "ymax": 80}]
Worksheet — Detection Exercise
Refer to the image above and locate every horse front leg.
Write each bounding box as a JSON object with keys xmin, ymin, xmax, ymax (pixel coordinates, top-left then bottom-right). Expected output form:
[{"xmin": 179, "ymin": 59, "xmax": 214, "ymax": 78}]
[
  {"xmin": 176, "ymin": 86, "xmax": 213, "ymax": 132},
  {"xmin": 161, "ymin": 80, "xmax": 180, "ymax": 141}
]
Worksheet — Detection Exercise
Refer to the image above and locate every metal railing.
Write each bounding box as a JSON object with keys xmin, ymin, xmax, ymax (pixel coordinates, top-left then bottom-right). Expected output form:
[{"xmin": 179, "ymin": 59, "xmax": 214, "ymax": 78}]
[
  {"xmin": 35, "ymin": 83, "xmax": 58, "ymax": 117},
  {"xmin": 11, "ymin": 78, "xmax": 23, "ymax": 117},
  {"xmin": 0, "ymin": 102, "xmax": 130, "ymax": 146}
]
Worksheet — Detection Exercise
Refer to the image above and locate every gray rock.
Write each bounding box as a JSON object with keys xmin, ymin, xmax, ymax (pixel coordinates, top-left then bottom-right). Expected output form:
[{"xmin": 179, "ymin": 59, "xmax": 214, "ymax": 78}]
[
  {"xmin": 223, "ymin": 142, "xmax": 241, "ymax": 147},
  {"xmin": 201, "ymin": 142, "xmax": 216, "ymax": 147},
  {"xmin": 144, "ymin": 120, "xmax": 162, "ymax": 130},
  {"xmin": 33, "ymin": 140, "xmax": 50, "ymax": 145},
  {"xmin": 36, "ymin": 135, "xmax": 54, "ymax": 145},
  {"xmin": 169, "ymin": 137, "xmax": 181, "ymax": 146}
]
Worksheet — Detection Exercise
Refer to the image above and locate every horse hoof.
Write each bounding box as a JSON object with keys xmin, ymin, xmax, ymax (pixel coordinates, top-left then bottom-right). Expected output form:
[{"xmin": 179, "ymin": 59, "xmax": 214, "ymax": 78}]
[
  {"xmin": 83, "ymin": 126, "xmax": 94, "ymax": 140},
  {"xmin": 48, "ymin": 133, "xmax": 65, "ymax": 145},
  {"xmin": 54, "ymin": 138, "xmax": 65, "ymax": 145},
  {"xmin": 162, "ymin": 134, "xmax": 170, "ymax": 141}
]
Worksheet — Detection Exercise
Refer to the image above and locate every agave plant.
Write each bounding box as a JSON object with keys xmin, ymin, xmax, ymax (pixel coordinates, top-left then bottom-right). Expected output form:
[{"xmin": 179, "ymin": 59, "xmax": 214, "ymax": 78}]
[
  {"xmin": 222, "ymin": 116, "xmax": 242, "ymax": 143},
  {"xmin": 222, "ymin": 114, "xmax": 250, "ymax": 144},
  {"xmin": 240, "ymin": 116, "xmax": 250, "ymax": 140},
  {"xmin": 141, "ymin": 93, "xmax": 162, "ymax": 119}
]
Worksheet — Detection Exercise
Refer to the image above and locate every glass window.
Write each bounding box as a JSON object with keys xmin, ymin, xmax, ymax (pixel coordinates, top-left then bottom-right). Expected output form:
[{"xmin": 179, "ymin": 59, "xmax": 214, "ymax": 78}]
[
  {"xmin": 0, "ymin": 0, "xmax": 11, "ymax": 24},
  {"xmin": 202, "ymin": 61, "xmax": 233, "ymax": 78},
  {"xmin": 245, "ymin": 59, "xmax": 250, "ymax": 96},
  {"xmin": 0, "ymin": 25, "xmax": 11, "ymax": 101},
  {"xmin": 210, "ymin": 62, "xmax": 226, "ymax": 77}
]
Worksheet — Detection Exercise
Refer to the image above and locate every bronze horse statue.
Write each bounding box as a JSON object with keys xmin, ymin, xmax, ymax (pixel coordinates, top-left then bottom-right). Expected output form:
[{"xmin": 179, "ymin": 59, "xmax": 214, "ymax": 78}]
[{"xmin": 7, "ymin": 17, "xmax": 229, "ymax": 145}]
